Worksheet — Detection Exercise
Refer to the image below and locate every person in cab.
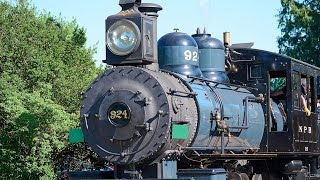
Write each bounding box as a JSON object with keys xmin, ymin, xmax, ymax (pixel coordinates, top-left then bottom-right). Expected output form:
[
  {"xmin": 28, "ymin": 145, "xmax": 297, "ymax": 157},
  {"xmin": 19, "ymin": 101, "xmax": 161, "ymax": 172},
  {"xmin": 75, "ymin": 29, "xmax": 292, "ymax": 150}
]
[{"xmin": 271, "ymin": 83, "xmax": 311, "ymax": 116}]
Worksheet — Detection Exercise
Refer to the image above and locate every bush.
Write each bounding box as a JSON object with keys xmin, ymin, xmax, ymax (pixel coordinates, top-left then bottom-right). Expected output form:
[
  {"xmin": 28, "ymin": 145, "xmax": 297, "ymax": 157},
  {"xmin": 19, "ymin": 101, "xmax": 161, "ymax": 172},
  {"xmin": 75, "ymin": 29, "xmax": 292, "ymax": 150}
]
[{"xmin": 0, "ymin": 0, "xmax": 103, "ymax": 178}]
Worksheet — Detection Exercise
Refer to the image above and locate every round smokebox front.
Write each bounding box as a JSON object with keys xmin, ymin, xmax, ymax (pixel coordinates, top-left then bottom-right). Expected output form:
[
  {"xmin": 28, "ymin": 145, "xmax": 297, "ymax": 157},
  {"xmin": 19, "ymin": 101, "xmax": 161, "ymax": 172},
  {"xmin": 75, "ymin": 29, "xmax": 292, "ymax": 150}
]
[{"xmin": 80, "ymin": 67, "xmax": 171, "ymax": 164}]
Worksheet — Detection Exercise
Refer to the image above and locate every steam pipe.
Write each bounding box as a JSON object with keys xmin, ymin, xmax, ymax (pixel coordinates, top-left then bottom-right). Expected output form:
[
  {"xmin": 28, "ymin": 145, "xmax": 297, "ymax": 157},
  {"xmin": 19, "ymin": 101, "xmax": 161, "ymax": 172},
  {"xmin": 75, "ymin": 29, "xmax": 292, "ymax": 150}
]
[
  {"xmin": 243, "ymin": 96, "xmax": 264, "ymax": 129},
  {"xmin": 223, "ymin": 32, "xmax": 233, "ymax": 74}
]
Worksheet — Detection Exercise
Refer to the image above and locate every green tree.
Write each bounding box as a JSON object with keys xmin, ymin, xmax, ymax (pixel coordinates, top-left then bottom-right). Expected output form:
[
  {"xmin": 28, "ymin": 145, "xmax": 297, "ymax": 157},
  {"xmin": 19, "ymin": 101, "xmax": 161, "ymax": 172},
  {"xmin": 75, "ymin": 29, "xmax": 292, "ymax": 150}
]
[
  {"xmin": 0, "ymin": 0, "xmax": 103, "ymax": 178},
  {"xmin": 278, "ymin": 0, "xmax": 320, "ymax": 66}
]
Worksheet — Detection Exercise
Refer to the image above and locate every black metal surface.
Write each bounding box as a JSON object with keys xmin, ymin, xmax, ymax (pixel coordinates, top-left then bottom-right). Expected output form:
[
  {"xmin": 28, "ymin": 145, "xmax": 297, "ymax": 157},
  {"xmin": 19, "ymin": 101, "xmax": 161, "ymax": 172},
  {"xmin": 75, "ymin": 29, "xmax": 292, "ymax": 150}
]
[
  {"xmin": 138, "ymin": 3, "xmax": 163, "ymax": 17},
  {"xmin": 228, "ymin": 47, "xmax": 320, "ymax": 155},
  {"xmin": 120, "ymin": 0, "xmax": 141, "ymax": 5},
  {"xmin": 105, "ymin": 1, "xmax": 160, "ymax": 65},
  {"xmin": 282, "ymin": 160, "xmax": 303, "ymax": 175},
  {"xmin": 317, "ymin": 76, "xmax": 320, "ymax": 98},
  {"xmin": 67, "ymin": 171, "xmax": 114, "ymax": 179},
  {"xmin": 81, "ymin": 67, "xmax": 170, "ymax": 164},
  {"xmin": 230, "ymin": 42, "xmax": 254, "ymax": 49},
  {"xmin": 178, "ymin": 168, "xmax": 226, "ymax": 175},
  {"xmin": 191, "ymin": 153, "xmax": 278, "ymax": 159}
]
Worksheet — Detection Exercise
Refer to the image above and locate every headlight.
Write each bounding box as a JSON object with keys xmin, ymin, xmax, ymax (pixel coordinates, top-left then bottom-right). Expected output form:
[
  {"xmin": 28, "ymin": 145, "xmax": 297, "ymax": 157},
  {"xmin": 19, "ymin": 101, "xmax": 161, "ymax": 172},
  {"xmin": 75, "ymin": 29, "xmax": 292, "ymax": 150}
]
[{"xmin": 107, "ymin": 19, "xmax": 140, "ymax": 56}]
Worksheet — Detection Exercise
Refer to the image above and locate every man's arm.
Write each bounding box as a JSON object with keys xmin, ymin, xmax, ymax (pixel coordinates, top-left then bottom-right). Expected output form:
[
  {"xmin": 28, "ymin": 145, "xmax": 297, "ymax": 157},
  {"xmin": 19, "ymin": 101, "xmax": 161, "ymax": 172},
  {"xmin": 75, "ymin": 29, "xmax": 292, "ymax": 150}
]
[{"xmin": 300, "ymin": 95, "xmax": 311, "ymax": 116}]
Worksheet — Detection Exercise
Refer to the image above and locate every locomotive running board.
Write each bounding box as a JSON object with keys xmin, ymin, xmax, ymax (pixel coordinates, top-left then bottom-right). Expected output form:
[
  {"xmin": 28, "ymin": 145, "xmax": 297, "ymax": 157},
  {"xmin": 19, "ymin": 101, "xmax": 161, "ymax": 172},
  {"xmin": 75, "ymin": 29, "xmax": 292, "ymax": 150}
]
[
  {"xmin": 188, "ymin": 152, "xmax": 320, "ymax": 160},
  {"xmin": 190, "ymin": 153, "xmax": 278, "ymax": 160}
]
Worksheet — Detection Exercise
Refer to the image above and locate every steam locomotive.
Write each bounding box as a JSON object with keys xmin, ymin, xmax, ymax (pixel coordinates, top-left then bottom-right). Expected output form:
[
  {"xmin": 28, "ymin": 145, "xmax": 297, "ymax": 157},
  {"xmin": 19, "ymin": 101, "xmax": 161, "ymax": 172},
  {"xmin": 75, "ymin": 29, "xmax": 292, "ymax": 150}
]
[{"xmin": 80, "ymin": 0, "xmax": 320, "ymax": 179}]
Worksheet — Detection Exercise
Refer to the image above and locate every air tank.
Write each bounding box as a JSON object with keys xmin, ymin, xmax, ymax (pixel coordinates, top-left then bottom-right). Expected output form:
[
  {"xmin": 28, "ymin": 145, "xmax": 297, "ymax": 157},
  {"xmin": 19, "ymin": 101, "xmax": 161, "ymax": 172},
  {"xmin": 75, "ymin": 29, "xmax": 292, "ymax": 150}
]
[
  {"xmin": 158, "ymin": 30, "xmax": 203, "ymax": 77},
  {"xmin": 192, "ymin": 28, "xmax": 229, "ymax": 83}
]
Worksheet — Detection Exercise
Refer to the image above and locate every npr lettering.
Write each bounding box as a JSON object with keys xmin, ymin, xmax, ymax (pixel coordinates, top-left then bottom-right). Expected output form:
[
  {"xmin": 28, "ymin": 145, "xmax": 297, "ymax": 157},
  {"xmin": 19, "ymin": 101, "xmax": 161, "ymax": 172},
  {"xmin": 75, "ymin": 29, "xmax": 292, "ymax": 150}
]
[{"xmin": 299, "ymin": 126, "xmax": 312, "ymax": 134}]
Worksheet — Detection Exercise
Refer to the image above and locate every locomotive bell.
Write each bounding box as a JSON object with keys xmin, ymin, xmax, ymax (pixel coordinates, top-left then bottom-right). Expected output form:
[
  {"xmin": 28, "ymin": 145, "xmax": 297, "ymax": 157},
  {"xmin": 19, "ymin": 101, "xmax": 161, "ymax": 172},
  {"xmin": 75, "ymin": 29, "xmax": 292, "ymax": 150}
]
[{"xmin": 104, "ymin": 0, "xmax": 162, "ymax": 65}]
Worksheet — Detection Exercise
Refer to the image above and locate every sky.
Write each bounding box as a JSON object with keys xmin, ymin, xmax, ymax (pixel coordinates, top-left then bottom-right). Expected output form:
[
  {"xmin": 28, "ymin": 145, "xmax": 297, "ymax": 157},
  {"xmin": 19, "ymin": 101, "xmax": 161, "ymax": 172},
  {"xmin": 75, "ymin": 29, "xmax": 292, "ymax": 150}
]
[{"xmin": 32, "ymin": 0, "xmax": 282, "ymax": 65}]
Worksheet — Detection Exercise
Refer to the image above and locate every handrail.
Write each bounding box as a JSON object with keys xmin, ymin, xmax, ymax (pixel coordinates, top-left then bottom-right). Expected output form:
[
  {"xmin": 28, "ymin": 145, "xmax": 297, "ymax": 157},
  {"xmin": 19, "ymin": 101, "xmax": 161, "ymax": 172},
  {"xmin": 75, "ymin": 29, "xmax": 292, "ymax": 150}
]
[{"xmin": 187, "ymin": 75, "xmax": 258, "ymax": 92}]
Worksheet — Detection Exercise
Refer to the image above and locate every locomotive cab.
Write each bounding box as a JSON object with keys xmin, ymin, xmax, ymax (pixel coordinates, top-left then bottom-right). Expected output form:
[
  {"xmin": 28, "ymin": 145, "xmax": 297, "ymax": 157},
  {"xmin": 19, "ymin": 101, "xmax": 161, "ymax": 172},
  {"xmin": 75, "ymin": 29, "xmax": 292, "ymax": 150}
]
[{"xmin": 229, "ymin": 48, "xmax": 320, "ymax": 154}]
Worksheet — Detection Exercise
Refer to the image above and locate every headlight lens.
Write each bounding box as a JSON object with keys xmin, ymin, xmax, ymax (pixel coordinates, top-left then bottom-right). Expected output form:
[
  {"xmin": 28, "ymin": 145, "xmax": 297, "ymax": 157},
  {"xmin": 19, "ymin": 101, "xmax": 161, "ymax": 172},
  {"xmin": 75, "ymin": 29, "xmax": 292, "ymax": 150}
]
[{"xmin": 107, "ymin": 19, "xmax": 140, "ymax": 56}]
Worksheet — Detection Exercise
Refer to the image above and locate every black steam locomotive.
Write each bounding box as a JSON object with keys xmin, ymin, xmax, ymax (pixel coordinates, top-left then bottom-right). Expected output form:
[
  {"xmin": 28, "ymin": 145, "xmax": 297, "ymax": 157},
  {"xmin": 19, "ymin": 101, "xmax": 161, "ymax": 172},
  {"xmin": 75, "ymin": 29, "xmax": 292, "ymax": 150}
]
[{"xmin": 80, "ymin": 0, "xmax": 320, "ymax": 179}]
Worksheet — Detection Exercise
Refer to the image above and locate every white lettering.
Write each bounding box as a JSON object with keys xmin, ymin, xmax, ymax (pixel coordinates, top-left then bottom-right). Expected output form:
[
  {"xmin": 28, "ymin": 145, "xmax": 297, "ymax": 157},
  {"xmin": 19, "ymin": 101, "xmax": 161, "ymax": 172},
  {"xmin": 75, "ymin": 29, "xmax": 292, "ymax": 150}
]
[
  {"xmin": 192, "ymin": 51, "xmax": 198, "ymax": 61},
  {"xmin": 304, "ymin": 126, "xmax": 308, "ymax": 133},
  {"xmin": 184, "ymin": 50, "xmax": 192, "ymax": 61},
  {"xmin": 184, "ymin": 50, "xmax": 198, "ymax": 61},
  {"xmin": 298, "ymin": 126, "xmax": 312, "ymax": 134},
  {"xmin": 308, "ymin": 127, "xmax": 312, "ymax": 134}
]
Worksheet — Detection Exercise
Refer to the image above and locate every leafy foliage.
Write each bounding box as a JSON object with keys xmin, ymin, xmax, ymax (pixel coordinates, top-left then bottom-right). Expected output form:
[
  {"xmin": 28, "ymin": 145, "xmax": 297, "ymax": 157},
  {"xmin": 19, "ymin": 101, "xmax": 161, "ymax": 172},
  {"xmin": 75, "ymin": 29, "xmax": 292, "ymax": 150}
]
[
  {"xmin": 0, "ymin": 0, "xmax": 103, "ymax": 178},
  {"xmin": 278, "ymin": 0, "xmax": 320, "ymax": 66}
]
